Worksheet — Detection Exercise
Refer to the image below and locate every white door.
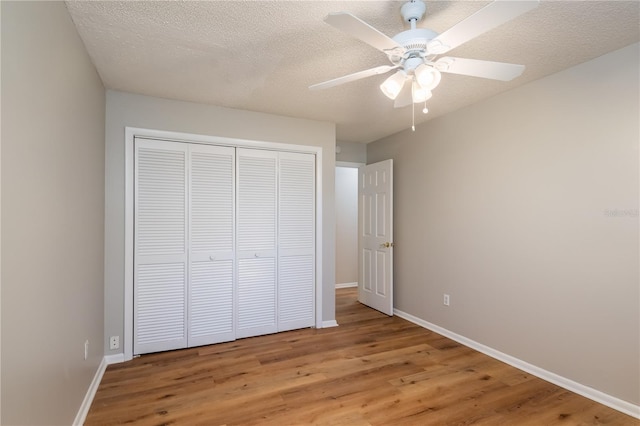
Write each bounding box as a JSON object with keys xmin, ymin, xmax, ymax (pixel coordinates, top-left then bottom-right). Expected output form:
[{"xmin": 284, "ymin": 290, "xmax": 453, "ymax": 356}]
[
  {"xmin": 134, "ymin": 139, "xmax": 189, "ymax": 354},
  {"xmin": 133, "ymin": 139, "xmax": 316, "ymax": 354},
  {"xmin": 278, "ymin": 152, "xmax": 316, "ymax": 331},
  {"xmin": 188, "ymin": 144, "xmax": 236, "ymax": 347},
  {"xmin": 236, "ymin": 148, "xmax": 278, "ymax": 338},
  {"xmin": 358, "ymin": 159, "xmax": 394, "ymax": 316},
  {"xmin": 134, "ymin": 140, "xmax": 237, "ymax": 354}
]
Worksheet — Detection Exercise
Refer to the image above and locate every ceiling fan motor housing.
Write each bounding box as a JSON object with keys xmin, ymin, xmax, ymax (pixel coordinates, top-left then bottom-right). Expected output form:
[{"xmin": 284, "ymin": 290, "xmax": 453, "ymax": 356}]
[
  {"xmin": 390, "ymin": 28, "xmax": 439, "ymax": 68},
  {"xmin": 393, "ymin": 29, "xmax": 439, "ymax": 55}
]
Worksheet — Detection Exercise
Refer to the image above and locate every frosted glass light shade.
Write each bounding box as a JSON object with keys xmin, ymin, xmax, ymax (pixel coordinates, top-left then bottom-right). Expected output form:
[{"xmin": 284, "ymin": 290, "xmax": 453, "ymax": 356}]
[
  {"xmin": 380, "ymin": 71, "xmax": 407, "ymax": 100},
  {"xmin": 415, "ymin": 64, "xmax": 442, "ymax": 91},
  {"xmin": 412, "ymin": 81, "xmax": 432, "ymax": 103}
]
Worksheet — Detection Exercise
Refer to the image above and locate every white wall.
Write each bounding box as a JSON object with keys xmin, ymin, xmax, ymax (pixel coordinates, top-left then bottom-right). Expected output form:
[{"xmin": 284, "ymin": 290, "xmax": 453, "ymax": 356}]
[
  {"xmin": 335, "ymin": 167, "xmax": 359, "ymax": 285},
  {"xmin": 1, "ymin": 2, "xmax": 106, "ymax": 424},
  {"xmin": 367, "ymin": 43, "xmax": 639, "ymax": 406},
  {"xmin": 105, "ymin": 90, "xmax": 336, "ymax": 354}
]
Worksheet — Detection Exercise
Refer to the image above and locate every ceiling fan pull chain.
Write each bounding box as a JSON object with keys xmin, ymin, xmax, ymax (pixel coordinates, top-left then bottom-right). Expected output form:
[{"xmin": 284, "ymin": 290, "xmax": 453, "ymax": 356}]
[{"xmin": 411, "ymin": 89, "xmax": 417, "ymax": 131}]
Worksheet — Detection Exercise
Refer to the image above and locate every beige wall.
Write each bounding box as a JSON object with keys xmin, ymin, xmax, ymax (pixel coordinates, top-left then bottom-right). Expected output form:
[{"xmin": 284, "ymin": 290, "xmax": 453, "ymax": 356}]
[
  {"xmin": 367, "ymin": 43, "xmax": 639, "ymax": 405},
  {"xmin": 0, "ymin": 4, "xmax": 3, "ymax": 421},
  {"xmin": 1, "ymin": 2, "xmax": 106, "ymax": 424},
  {"xmin": 105, "ymin": 90, "xmax": 336, "ymax": 354},
  {"xmin": 335, "ymin": 167, "xmax": 358, "ymax": 284},
  {"xmin": 336, "ymin": 140, "xmax": 367, "ymax": 163}
]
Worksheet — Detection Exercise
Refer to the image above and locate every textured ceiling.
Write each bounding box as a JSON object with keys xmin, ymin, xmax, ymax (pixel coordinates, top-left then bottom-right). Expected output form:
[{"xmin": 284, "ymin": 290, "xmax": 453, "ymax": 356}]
[{"xmin": 66, "ymin": 1, "xmax": 639, "ymax": 143}]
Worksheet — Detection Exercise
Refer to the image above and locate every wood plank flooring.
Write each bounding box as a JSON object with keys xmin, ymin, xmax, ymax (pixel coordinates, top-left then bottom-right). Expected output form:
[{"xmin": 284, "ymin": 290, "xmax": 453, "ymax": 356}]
[{"xmin": 86, "ymin": 288, "xmax": 637, "ymax": 425}]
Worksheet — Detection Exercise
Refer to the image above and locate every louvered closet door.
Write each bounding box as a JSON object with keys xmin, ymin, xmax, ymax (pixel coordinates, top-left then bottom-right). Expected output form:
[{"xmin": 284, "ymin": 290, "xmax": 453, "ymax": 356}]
[
  {"xmin": 188, "ymin": 144, "xmax": 235, "ymax": 347},
  {"xmin": 236, "ymin": 148, "xmax": 278, "ymax": 339},
  {"xmin": 134, "ymin": 138, "xmax": 188, "ymax": 354},
  {"xmin": 278, "ymin": 152, "xmax": 315, "ymax": 331}
]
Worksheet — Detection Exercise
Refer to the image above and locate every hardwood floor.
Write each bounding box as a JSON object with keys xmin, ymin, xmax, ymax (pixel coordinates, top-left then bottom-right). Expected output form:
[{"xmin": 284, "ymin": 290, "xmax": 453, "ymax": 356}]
[{"xmin": 86, "ymin": 288, "xmax": 637, "ymax": 425}]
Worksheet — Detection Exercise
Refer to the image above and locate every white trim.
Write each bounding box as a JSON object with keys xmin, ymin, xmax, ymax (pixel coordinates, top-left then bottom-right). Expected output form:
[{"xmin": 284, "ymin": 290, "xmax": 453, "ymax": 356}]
[
  {"xmin": 124, "ymin": 127, "xmax": 323, "ymax": 361},
  {"xmin": 124, "ymin": 127, "xmax": 134, "ymax": 361},
  {"xmin": 336, "ymin": 282, "xmax": 358, "ymax": 289},
  {"xmin": 73, "ymin": 353, "xmax": 128, "ymax": 425},
  {"xmin": 104, "ymin": 353, "xmax": 126, "ymax": 365},
  {"xmin": 315, "ymin": 148, "xmax": 324, "ymax": 330},
  {"xmin": 321, "ymin": 320, "xmax": 339, "ymax": 328},
  {"xmin": 73, "ymin": 357, "xmax": 108, "ymax": 426},
  {"xmin": 336, "ymin": 161, "xmax": 364, "ymax": 168},
  {"xmin": 394, "ymin": 309, "xmax": 640, "ymax": 419}
]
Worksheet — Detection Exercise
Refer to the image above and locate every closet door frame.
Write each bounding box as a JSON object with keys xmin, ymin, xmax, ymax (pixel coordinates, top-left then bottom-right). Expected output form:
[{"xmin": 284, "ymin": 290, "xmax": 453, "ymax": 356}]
[{"xmin": 123, "ymin": 127, "xmax": 324, "ymax": 361}]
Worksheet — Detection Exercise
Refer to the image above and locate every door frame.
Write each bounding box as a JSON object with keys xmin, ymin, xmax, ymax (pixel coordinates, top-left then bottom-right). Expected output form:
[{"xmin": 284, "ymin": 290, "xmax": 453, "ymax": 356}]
[
  {"xmin": 123, "ymin": 127, "xmax": 324, "ymax": 361},
  {"xmin": 335, "ymin": 161, "xmax": 364, "ymax": 290}
]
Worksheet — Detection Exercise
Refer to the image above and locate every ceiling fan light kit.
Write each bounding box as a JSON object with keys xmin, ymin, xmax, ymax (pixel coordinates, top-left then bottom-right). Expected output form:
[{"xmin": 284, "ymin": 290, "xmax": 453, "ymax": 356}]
[
  {"xmin": 415, "ymin": 64, "xmax": 441, "ymax": 91},
  {"xmin": 380, "ymin": 70, "xmax": 408, "ymax": 100},
  {"xmin": 311, "ymin": 0, "xmax": 539, "ymax": 131},
  {"xmin": 411, "ymin": 82, "xmax": 432, "ymax": 104}
]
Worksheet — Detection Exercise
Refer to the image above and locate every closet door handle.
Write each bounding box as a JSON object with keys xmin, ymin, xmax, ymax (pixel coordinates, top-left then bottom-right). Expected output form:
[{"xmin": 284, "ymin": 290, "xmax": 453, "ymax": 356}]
[{"xmin": 209, "ymin": 255, "xmax": 216, "ymax": 261}]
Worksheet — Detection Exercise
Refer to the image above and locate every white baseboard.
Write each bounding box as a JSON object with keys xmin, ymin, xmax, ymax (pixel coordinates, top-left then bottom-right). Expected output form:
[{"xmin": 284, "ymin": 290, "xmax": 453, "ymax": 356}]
[
  {"xmin": 73, "ymin": 353, "xmax": 126, "ymax": 425},
  {"xmin": 322, "ymin": 320, "xmax": 339, "ymax": 328},
  {"xmin": 105, "ymin": 353, "xmax": 126, "ymax": 365},
  {"xmin": 73, "ymin": 357, "xmax": 108, "ymax": 426},
  {"xmin": 394, "ymin": 309, "xmax": 640, "ymax": 419},
  {"xmin": 336, "ymin": 282, "xmax": 358, "ymax": 289}
]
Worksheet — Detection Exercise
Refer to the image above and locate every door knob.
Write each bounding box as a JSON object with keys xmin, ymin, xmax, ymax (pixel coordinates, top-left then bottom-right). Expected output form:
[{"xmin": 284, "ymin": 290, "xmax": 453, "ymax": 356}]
[{"xmin": 380, "ymin": 242, "xmax": 395, "ymax": 248}]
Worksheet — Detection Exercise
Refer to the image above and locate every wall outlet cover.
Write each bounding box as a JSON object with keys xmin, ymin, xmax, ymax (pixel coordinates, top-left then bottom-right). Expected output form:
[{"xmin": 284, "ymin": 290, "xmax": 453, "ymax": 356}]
[{"xmin": 110, "ymin": 335, "xmax": 120, "ymax": 350}]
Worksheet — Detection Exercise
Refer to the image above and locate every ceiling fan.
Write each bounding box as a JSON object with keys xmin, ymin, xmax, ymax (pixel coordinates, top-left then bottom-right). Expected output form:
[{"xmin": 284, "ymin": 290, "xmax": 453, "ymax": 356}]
[{"xmin": 310, "ymin": 0, "xmax": 540, "ymax": 112}]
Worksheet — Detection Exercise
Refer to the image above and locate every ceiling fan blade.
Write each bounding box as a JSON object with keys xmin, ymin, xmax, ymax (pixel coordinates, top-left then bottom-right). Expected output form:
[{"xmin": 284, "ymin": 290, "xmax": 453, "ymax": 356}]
[
  {"xmin": 325, "ymin": 12, "xmax": 405, "ymax": 54},
  {"xmin": 309, "ymin": 65, "xmax": 398, "ymax": 90},
  {"xmin": 394, "ymin": 78, "xmax": 413, "ymax": 108},
  {"xmin": 429, "ymin": 0, "xmax": 539, "ymax": 54},
  {"xmin": 435, "ymin": 57, "xmax": 525, "ymax": 81}
]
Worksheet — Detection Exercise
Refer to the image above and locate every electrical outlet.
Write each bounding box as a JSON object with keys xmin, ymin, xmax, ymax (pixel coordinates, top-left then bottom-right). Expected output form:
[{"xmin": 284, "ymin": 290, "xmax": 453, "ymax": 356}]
[
  {"xmin": 84, "ymin": 340, "xmax": 89, "ymax": 360},
  {"xmin": 443, "ymin": 294, "xmax": 450, "ymax": 306},
  {"xmin": 110, "ymin": 335, "xmax": 120, "ymax": 350}
]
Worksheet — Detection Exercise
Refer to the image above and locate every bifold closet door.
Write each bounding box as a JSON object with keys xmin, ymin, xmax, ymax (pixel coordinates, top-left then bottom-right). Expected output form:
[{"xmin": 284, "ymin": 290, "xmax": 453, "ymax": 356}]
[
  {"xmin": 236, "ymin": 149, "xmax": 315, "ymax": 337},
  {"xmin": 134, "ymin": 141, "xmax": 315, "ymax": 353},
  {"xmin": 188, "ymin": 144, "xmax": 236, "ymax": 347},
  {"xmin": 278, "ymin": 152, "xmax": 315, "ymax": 331},
  {"xmin": 134, "ymin": 139, "xmax": 188, "ymax": 354},
  {"xmin": 134, "ymin": 139, "xmax": 236, "ymax": 354},
  {"xmin": 236, "ymin": 148, "xmax": 278, "ymax": 338}
]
